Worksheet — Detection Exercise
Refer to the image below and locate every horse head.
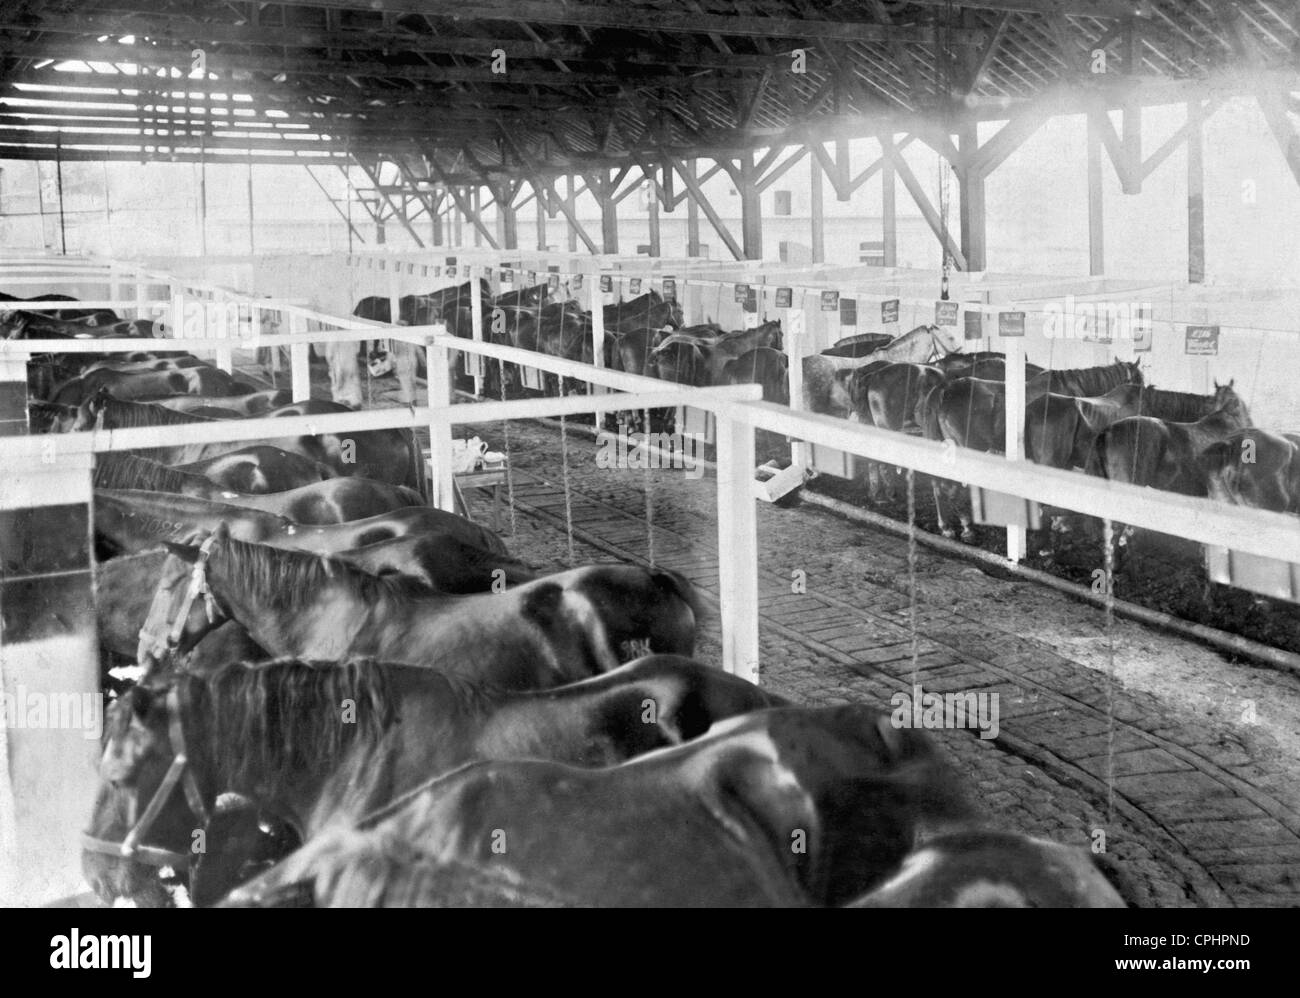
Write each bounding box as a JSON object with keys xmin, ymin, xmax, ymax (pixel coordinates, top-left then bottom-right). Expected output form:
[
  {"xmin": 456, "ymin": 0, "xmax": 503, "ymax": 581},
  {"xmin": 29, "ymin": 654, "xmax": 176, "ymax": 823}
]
[
  {"xmin": 929, "ymin": 323, "xmax": 961, "ymax": 359},
  {"xmin": 27, "ymin": 400, "xmax": 78, "ymax": 433},
  {"xmin": 1212, "ymin": 378, "xmax": 1251, "ymax": 425},
  {"xmin": 72, "ymin": 386, "xmax": 114, "ymax": 431},
  {"xmin": 137, "ymin": 526, "xmax": 231, "ymax": 673},
  {"xmin": 82, "ymin": 681, "xmax": 216, "ymax": 907}
]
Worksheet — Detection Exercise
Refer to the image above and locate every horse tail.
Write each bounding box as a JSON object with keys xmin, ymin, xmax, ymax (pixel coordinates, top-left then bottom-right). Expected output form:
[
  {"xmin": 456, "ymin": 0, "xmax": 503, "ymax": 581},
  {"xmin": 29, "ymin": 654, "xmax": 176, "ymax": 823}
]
[{"xmin": 919, "ymin": 384, "xmax": 944, "ymax": 442}]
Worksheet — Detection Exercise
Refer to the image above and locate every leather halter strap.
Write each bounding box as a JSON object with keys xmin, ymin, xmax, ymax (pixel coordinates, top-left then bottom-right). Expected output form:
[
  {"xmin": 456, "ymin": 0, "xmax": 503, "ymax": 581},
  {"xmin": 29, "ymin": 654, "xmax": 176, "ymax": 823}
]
[
  {"xmin": 137, "ymin": 533, "xmax": 219, "ymax": 664},
  {"xmin": 81, "ymin": 686, "xmax": 212, "ymax": 870}
]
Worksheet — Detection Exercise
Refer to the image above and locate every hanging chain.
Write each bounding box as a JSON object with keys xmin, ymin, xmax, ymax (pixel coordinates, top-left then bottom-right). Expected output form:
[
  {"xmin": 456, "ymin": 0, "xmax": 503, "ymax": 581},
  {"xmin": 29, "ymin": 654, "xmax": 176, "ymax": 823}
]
[
  {"xmin": 907, "ymin": 468, "xmax": 920, "ymax": 687},
  {"xmin": 642, "ymin": 407, "xmax": 656, "ymax": 567},
  {"xmin": 938, "ymin": 0, "xmax": 954, "ymax": 301},
  {"xmin": 498, "ymin": 362, "xmax": 518, "ymax": 537},
  {"xmin": 1102, "ymin": 517, "xmax": 1117, "ymax": 828},
  {"xmin": 559, "ymin": 413, "xmax": 576, "ymax": 567}
]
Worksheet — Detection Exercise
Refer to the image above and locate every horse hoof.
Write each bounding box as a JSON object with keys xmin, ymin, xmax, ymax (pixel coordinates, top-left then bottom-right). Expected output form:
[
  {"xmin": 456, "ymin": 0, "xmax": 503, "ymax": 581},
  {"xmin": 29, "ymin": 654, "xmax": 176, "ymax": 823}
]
[
  {"xmin": 961, "ymin": 530, "xmax": 977, "ymax": 544},
  {"xmin": 941, "ymin": 528, "xmax": 956, "ymax": 540}
]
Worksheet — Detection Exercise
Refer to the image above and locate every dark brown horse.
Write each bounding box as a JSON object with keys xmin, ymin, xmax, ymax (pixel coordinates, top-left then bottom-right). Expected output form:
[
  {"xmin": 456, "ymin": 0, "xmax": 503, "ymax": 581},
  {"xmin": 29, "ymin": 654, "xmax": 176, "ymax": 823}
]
[
  {"xmin": 150, "ymin": 389, "xmax": 293, "ymax": 416},
  {"xmin": 68, "ymin": 392, "xmax": 424, "ymax": 490},
  {"xmin": 1096, "ymin": 382, "xmax": 1252, "ymax": 495},
  {"xmin": 848, "ymin": 831, "xmax": 1125, "ymax": 907},
  {"xmin": 94, "ymin": 490, "xmax": 504, "ymax": 558},
  {"xmin": 1026, "ymin": 383, "xmax": 1226, "ymax": 472},
  {"xmin": 936, "ymin": 361, "xmax": 1143, "ymax": 454},
  {"xmin": 52, "ymin": 365, "xmax": 252, "ymax": 405},
  {"xmin": 721, "ymin": 347, "xmax": 789, "ymax": 404},
  {"xmin": 1199, "ymin": 427, "xmax": 1300, "ymax": 513},
  {"xmin": 140, "ymin": 525, "xmax": 700, "ymax": 680},
  {"xmin": 82, "ymin": 654, "xmax": 784, "ymax": 906},
  {"xmin": 173, "ymin": 446, "xmax": 337, "ymax": 494},
  {"xmin": 218, "ymin": 704, "xmax": 974, "ymax": 908},
  {"xmin": 94, "ymin": 453, "xmax": 423, "ymax": 524}
]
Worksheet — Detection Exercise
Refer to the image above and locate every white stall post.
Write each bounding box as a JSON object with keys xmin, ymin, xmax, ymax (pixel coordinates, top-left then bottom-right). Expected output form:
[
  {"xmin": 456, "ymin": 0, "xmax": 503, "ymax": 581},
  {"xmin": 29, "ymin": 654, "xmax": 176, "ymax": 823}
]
[
  {"xmin": 0, "ymin": 434, "xmax": 101, "ymax": 905},
  {"xmin": 785, "ymin": 302, "xmax": 807, "ymax": 468},
  {"xmin": 134, "ymin": 268, "xmax": 147, "ymax": 321},
  {"xmin": 213, "ymin": 293, "xmax": 233, "ymax": 373},
  {"xmin": 427, "ymin": 337, "xmax": 456, "ymax": 512},
  {"xmin": 469, "ymin": 267, "xmax": 485, "ymax": 396},
  {"xmin": 1004, "ymin": 336, "xmax": 1027, "ymax": 563},
  {"xmin": 289, "ymin": 311, "xmax": 311, "ymax": 402},
  {"xmin": 589, "ymin": 265, "xmax": 606, "ymax": 395},
  {"xmin": 715, "ymin": 412, "xmax": 761, "ymax": 684}
]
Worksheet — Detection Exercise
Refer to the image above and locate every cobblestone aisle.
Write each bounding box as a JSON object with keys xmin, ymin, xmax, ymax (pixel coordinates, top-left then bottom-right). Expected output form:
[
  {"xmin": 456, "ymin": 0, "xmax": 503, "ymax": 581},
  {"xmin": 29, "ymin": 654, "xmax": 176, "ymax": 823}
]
[{"xmin": 461, "ymin": 416, "xmax": 1300, "ymax": 909}]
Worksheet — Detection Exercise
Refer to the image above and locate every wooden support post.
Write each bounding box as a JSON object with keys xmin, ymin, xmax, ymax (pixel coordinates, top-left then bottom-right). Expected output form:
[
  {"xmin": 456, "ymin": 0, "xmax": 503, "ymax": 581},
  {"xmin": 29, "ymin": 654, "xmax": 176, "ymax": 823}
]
[
  {"xmin": 646, "ymin": 169, "xmax": 661, "ymax": 257},
  {"xmin": 597, "ymin": 173, "xmax": 619, "ymax": 254},
  {"xmin": 453, "ymin": 195, "xmax": 464, "ymax": 246},
  {"xmin": 589, "ymin": 266, "xmax": 606, "ymax": 394},
  {"xmin": 0, "ymin": 355, "xmax": 29, "ymax": 435},
  {"xmin": 882, "ymin": 139, "xmax": 897, "ymax": 267},
  {"xmin": 535, "ymin": 185, "xmax": 548, "ymax": 251},
  {"xmin": 715, "ymin": 415, "xmax": 760, "ymax": 684},
  {"xmin": 1003, "ymin": 338, "xmax": 1026, "ymax": 563},
  {"xmin": 685, "ymin": 161, "xmax": 702, "ymax": 257},
  {"xmin": 1087, "ymin": 111, "xmax": 1105, "ymax": 277},
  {"xmin": 1187, "ymin": 99, "xmax": 1205, "ymax": 284},
  {"xmin": 431, "ymin": 194, "xmax": 444, "ymax": 247},
  {"xmin": 833, "ymin": 138, "xmax": 851, "ymax": 202},
  {"xmin": 471, "ymin": 186, "xmax": 483, "ymax": 247},
  {"xmin": 496, "ymin": 183, "xmax": 519, "ymax": 250},
  {"xmin": 739, "ymin": 153, "xmax": 763, "ymax": 260},
  {"xmin": 566, "ymin": 175, "xmax": 579, "ymax": 253},
  {"xmin": 958, "ymin": 124, "xmax": 987, "ymax": 272},
  {"xmin": 810, "ymin": 150, "xmax": 825, "ymax": 264},
  {"xmin": 670, "ymin": 156, "xmax": 743, "ymax": 260},
  {"xmin": 246, "ymin": 156, "xmax": 255, "ymax": 255}
]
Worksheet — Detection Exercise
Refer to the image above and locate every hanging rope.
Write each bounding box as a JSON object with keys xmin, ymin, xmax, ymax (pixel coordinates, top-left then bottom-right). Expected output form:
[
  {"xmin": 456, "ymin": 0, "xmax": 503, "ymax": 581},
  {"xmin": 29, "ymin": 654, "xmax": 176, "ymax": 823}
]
[
  {"xmin": 906, "ymin": 467, "xmax": 920, "ymax": 688},
  {"xmin": 558, "ymin": 412, "xmax": 576, "ymax": 567},
  {"xmin": 1102, "ymin": 517, "xmax": 1117, "ymax": 827},
  {"xmin": 642, "ymin": 406, "xmax": 656, "ymax": 567},
  {"xmin": 938, "ymin": 1, "xmax": 954, "ymax": 301},
  {"xmin": 498, "ymin": 363, "xmax": 518, "ymax": 537}
]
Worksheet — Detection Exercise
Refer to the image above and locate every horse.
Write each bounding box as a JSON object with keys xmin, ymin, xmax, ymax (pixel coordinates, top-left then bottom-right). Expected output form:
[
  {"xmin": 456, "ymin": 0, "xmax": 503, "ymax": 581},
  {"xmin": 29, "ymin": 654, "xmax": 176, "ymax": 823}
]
[
  {"xmin": 935, "ymin": 361, "xmax": 1143, "ymax": 454},
  {"xmin": 82, "ymin": 654, "xmax": 785, "ymax": 906},
  {"xmin": 1199, "ymin": 428, "xmax": 1300, "ymax": 514},
  {"xmin": 820, "ymin": 332, "xmax": 894, "ymax": 358},
  {"xmin": 52, "ymin": 364, "xmax": 255, "ymax": 405},
  {"xmin": 0, "ymin": 292, "xmax": 119, "ymax": 324},
  {"xmin": 721, "ymin": 348, "xmax": 789, "ymax": 404},
  {"xmin": 1026, "ymin": 383, "xmax": 1227, "ymax": 472},
  {"xmin": 68, "ymin": 392, "xmax": 424, "ymax": 490},
  {"xmin": 218, "ymin": 704, "xmax": 975, "ymax": 908},
  {"xmin": 802, "ymin": 324, "xmax": 960, "ymax": 417},
  {"xmin": 654, "ymin": 319, "xmax": 782, "ymax": 385},
  {"xmin": 139, "ymin": 524, "xmax": 701, "ymax": 678},
  {"xmin": 94, "ymin": 453, "xmax": 424, "ymax": 524},
  {"xmin": 847, "ymin": 831, "xmax": 1125, "ymax": 907},
  {"xmin": 150, "ymin": 389, "xmax": 293, "ymax": 416},
  {"xmin": 94, "ymin": 490, "xmax": 504, "ymax": 558},
  {"xmin": 1095, "ymin": 381, "xmax": 1252, "ymax": 495},
  {"xmin": 173, "ymin": 446, "xmax": 338, "ymax": 494}
]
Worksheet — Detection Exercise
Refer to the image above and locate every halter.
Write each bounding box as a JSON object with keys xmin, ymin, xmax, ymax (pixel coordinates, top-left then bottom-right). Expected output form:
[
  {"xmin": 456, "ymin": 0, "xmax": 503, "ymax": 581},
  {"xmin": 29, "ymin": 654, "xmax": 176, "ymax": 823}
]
[
  {"xmin": 81, "ymin": 686, "xmax": 212, "ymax": 869},
  {"xmin": 138, "ymin": 534, "xmax": 220, "ymax": 666}
]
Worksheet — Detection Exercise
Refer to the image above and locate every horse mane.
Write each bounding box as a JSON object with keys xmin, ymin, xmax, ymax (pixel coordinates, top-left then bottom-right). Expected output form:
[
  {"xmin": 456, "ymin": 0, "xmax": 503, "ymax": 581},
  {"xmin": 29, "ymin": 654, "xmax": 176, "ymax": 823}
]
[
  {"xmin": 1039, "ymin": 361, "xmax": 1138, "ymax": 397},
  {"xmin": 180, "ymin": 658, "xmax": 400, "ymax": 795},
  {"xmin": 98, "ymin": 397, "xmax": 212, "ymax": 428},
  {"xmin": 94, "ymin": 452, "xmax": 205, "ymax": 494},
  {"xmin": 216, "ymin": 532, "xmax": 438, "ymax": 613},
  {"xmin": 1135, "ymin": 386, "xmax": 1220, "ymax": 422}
]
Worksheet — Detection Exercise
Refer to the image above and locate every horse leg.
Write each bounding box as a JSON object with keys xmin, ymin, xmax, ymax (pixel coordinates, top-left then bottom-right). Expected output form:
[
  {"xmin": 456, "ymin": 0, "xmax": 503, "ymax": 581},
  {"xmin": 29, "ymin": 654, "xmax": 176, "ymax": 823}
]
[{"xmin": 932, "ymin": 479, "xmax": 956, "ymax": 539}]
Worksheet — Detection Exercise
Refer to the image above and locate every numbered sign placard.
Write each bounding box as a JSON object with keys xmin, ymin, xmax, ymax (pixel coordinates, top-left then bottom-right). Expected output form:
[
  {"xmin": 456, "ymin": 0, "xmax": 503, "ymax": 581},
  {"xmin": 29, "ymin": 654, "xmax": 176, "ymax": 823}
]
[
  {"xmin": 662, "ymin": 278, "xmax": 677, "ymax": 301},
  {"xmin": 599, "ymin": 275, "xmax": 613, "ymax": 293},
  {"xmin": 742, "ymin": 287, "xmax": 758, "ymax": 313},
  {"xmin": 521, "ymin": 366, "xmax": 544, "ymax": 391},
  {"xmin": 1132, "ymin": 308, "xmax": 1153, "ymax": 352},
  {"xmin": 1185, "ymin": 325, "xmax": 1220, "ymax": 356},
  {"xmin": 935, "ymin": 300, "xmax": 960, "ymax": 327},
  {"xmin": 547, "ymin": 273, "xmax": 560, "ymax": 291},
  {"xmin": 964, "ymin": 310, "xmax": 983, "ymax": 340},
  {"xmin": 820, "ymin": 290, "xmax": 840, "ymax": 312},
  {"xmin": 775, "ymin": 287, "xmax": 793, "ymax": 309},
  {"xmin": 881, "ymin": 299, "xmax": 900, "ymax": 325},
  {"xmin": 735, "ymin": 283, "xmax": 751, "ymax": 304},
  {"xmin": 573, "ymin": 274, "xmax": 584, "ymax": 289},
  {"xmin": 999, "ymin": 311, "xmax": 1026, "ymax": 337},
  {"xmin": 446, "ymin": 265, "xmax": 457, "ymax": 277},
  {"xmin": 629, "ymin": 278, "xmax": 642, "ymax": 295}
]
